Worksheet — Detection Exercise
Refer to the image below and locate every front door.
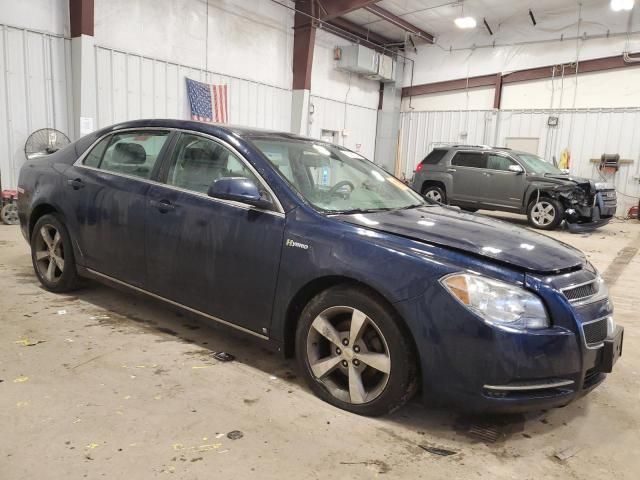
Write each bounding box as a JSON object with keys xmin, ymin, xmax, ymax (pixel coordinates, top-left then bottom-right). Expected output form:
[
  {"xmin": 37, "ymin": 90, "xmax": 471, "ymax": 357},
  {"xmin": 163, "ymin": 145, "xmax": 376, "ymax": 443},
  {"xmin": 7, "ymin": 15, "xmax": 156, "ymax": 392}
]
[
  {"xmin": 144, "ymin": 132, "xmax": 285, "ymax": 335},
  {"xmin": 66, "ymin": 129, "xmax": 171, "ymax": 286}
]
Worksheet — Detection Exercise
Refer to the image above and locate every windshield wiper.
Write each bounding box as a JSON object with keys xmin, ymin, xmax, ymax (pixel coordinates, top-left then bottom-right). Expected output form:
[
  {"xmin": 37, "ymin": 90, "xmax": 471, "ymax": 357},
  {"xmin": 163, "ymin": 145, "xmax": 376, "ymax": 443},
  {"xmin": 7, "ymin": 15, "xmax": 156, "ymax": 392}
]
[{"xmin": 328, "ymin": 207, "xmax": 395, "ymax": 215}]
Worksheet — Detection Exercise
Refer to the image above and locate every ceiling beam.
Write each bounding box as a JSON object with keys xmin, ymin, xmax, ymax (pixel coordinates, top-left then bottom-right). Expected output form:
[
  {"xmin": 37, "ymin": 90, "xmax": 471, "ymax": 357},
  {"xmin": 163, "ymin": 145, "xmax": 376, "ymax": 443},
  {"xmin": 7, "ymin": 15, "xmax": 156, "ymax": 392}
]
[
  {"xmin": 317, "ymin": 0, "xmax": 382, "ymax": 20},
  {"xmin": 292, "ymin": 0, "xmax": 317, "ymax": 90},
  {"xmin": 325, "ymin": 16, "xmax": 395, "ymax": 47},
  {"xmin": 69, "ymin": 0, "xmax": 94, "ymax": 37},
  {"xmin": 402, "ymin": 53, "xmax": 640, "ymax": 98},
  {"xmin": 403, "ymin": 74, "xmax": 497, "ymax": 97},
  {"xmin": 364, "ymin": 4, "xmax": 434, "ymax": 43}
]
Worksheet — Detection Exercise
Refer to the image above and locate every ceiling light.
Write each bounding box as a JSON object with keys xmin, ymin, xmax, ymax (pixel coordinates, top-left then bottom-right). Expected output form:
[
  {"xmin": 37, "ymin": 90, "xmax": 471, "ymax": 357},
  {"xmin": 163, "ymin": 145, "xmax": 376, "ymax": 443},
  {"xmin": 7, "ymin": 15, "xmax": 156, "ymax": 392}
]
[
  {"xmin": 610, "ymin": 0, "xmax": 635, "ymax": 11},
  {"xmin": 455, "ymin": 16, "xmax": 477, "ymax": 29}
]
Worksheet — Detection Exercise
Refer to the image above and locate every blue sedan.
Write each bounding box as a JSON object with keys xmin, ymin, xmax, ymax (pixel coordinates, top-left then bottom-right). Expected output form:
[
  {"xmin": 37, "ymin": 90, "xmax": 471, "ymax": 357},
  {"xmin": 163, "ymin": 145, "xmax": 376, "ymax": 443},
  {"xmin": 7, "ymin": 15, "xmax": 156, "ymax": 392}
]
[{"xmin": 17, "ymin": 119, "xmax": 623, "ymax": 416}]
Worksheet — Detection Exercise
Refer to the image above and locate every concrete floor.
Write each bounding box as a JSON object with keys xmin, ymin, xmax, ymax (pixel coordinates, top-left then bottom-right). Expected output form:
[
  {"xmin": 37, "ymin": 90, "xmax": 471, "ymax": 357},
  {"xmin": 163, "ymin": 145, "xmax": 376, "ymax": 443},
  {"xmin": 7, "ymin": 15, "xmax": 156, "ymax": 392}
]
[{"xmin": 1, "ymin": 215, "xmax": 638, "ymax": 479}]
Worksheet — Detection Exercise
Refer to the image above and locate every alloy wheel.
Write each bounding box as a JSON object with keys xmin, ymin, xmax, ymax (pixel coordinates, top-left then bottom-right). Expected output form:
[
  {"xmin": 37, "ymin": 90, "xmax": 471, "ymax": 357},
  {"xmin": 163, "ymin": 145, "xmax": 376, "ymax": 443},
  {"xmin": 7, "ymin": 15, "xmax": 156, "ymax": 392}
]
[
  {"xmin": 425, "ymin": 189, "xmax": 442, "ymax": 202},
  {"xmin": 34, "ymin": 224, "xmax": 65, "ymax": 283},
  {"xmin": 530, "ymin": 201, "xmax": 556, "ymax": 227},
  {"xmin": 306, "ymin": 306, "xmax": 391, "ymax": 405}
]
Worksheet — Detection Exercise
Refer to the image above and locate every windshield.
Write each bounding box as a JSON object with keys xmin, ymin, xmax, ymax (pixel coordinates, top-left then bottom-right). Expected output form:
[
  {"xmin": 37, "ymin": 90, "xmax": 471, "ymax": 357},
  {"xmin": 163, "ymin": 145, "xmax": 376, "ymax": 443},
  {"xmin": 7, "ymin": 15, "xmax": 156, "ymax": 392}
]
[
  {"xmin": 515, "ymin": 153, "xmax": 564, "ymax": 175},
  {"xmin": 250, "ymin": 138, "xmax": 426, "ymax": 213}
]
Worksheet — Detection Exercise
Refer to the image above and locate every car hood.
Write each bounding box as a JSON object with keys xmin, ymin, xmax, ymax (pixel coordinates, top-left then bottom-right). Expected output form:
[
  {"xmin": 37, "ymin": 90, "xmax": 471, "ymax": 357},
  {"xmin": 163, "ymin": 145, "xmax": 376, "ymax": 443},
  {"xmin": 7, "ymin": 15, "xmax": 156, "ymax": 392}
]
[
  {"xmin": 527, "ymin": 174, "xmax": 592, "ymax": 190},
  {"xmin": 334, "ymin": 206, "xmax": 585, "ymax": 273}
]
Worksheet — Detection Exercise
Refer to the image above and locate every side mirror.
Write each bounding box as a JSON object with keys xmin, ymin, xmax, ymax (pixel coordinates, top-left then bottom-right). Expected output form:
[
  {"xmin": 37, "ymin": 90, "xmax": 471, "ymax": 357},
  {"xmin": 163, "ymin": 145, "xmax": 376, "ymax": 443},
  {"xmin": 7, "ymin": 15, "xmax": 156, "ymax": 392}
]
[
  {"xmin": 508, "ymin": 164, "xmax": 524, "ymax": 174},
  {"xmin": 207, "ymin": 177, "xmax": 274, "ymax": 210}
]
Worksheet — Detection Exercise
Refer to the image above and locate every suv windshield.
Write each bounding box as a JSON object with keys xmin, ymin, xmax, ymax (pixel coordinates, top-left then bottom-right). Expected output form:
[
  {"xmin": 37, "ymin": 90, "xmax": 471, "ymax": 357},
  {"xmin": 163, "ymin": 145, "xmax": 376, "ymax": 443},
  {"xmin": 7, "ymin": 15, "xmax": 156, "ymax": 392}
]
[
  {"xmin": 515, "ymin": 153, "xmax": 564, "ymax": 175},
  {"xmin": 251, "ymin": 138, "xmax": 425, "ymax": 213}
]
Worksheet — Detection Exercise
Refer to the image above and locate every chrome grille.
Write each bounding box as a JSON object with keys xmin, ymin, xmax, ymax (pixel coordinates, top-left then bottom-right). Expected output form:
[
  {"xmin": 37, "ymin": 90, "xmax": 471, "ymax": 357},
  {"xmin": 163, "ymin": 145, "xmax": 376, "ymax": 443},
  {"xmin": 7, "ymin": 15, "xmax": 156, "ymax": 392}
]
[
  {"xmin": 562, "ymin": 280, "xmax": 598, "ymax": 303},
  {"xmin": 582, "ymin": 318, "xmax": 608, "ymax": 347}
]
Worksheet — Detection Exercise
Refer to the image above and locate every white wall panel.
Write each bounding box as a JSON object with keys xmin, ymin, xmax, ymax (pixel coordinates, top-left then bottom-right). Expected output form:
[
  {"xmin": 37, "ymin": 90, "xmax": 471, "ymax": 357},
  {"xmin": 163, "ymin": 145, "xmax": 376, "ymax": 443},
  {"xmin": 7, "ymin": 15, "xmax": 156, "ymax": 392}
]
[
  {"xmin": 94, "ymin": 46, "xmax": 292, "ymax": 132},
  {"xmin": 398, "ymin": 108, "xmax": 640, "ymax": 214},
  {"xmin": 309, "ymin": 95, "xmax": 378, "ymax": 160},
  {"xmin": 0, "ymin": 25, "xmax": 72, "ymax": 190}
]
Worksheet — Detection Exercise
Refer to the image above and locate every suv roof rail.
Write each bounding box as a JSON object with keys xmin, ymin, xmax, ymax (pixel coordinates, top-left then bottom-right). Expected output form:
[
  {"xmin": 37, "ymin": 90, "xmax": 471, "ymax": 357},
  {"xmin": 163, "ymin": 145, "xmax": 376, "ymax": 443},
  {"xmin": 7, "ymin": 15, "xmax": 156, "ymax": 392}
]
[{"xmin": 449, "ymin": 144, "xmax": 512, "ymax": 150}]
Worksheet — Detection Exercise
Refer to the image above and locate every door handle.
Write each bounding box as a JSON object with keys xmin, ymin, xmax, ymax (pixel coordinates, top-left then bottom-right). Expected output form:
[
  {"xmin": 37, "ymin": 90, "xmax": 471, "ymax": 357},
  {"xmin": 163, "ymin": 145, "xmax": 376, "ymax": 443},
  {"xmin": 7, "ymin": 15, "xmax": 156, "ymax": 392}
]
[
  {"xmin": 446, "ymin": 168, "xmax": 457, "ymax": 173},
  {"xmin": 150, "ymin": 199, "xmax": 175, "ymax": 213},
  {"xmin": 67, "ymin": 178, "xmax": 85, "ymax": 190}
]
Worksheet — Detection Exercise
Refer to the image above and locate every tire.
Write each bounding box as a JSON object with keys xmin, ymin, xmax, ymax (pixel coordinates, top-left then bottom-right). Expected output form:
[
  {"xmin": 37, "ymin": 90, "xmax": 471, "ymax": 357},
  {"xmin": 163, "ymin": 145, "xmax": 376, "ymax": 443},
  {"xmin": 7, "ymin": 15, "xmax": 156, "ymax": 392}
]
[
  {"xmin": 527, "ymin": 197, "xmax": 564, "ymax": 230},
  {"xmin": 295, "ymin": 285, "xmax": 417, "ymax": 416},
  {"xmin": 422, "ymin": 185, "xmax": 446, "ymax": 204},
  {"xmin": 1, "ymin": 203, "xmax": 19, "ymax": 225},
  {"xmin": 30, "ymin": 213, "xmax": 81, "ymax": 292}
]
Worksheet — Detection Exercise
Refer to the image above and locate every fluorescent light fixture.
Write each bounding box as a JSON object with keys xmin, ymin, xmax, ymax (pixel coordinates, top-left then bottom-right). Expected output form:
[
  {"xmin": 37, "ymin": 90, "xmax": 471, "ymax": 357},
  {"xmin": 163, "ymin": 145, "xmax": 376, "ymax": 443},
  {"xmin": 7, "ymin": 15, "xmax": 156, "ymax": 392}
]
[
  {"xmin": 611, "ymin": 0, "xmax": 635, "ymax": 11},
  {"xmin": 455, "ymin": 16, "xmax": 477, "ymax": 29}
]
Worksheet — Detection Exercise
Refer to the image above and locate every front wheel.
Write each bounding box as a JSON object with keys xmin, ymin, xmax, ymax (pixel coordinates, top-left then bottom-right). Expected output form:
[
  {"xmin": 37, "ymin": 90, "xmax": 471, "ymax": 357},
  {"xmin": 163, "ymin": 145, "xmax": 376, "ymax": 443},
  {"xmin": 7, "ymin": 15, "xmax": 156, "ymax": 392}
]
[
  {"xmin": 527, "ymin": 197, "xmax": 564, "ymax": 230},
  {"xmin": 30, "ymin": 214, "xmax": 81, "ymax": 292},
  {"xmin": 295, "ymin": 285, "xmax": 417, "ymax": 416}
]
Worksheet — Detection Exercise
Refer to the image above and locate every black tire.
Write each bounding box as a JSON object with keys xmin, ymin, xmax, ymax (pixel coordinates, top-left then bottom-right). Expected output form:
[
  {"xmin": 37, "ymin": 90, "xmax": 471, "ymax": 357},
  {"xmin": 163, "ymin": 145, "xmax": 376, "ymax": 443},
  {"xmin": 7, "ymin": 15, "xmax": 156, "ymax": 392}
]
[
  {"xmin": 295, "ymin": 285, "xmax": 417, "ymax": 416},
  {"xmin": 527, "ymin": 197, "xmax": 564, "ymax": 230},
  {"xmin": 30, "ymin": 213, "xmax": 81, "ymax": 292},
  {"xmin": 422, "ymin": 184, "xmax": 446, "ymax": 204}
]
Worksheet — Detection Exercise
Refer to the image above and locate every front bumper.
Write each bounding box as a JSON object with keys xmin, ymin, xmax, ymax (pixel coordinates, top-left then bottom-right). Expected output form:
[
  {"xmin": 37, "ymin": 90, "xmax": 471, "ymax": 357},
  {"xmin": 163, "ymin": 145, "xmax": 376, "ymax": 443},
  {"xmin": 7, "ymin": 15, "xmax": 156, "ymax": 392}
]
[
  {"xmin": 398, "ymin": 280, "xmax": 622, "ymax": 414},
  {"xmin": 565, "ymin": 191, "xmax": 616, "ymax": 233}
]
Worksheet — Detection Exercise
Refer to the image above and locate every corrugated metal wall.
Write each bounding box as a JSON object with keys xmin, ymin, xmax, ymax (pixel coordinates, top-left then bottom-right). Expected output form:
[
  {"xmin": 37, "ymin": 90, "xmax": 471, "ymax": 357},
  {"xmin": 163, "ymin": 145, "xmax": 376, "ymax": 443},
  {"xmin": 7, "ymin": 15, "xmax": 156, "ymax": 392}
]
[
  {"xmin": 0, "ymin": 25, "xmax": 73, "ymax": 190},
  {"xmin": 309, "ymin": 94, "xmax": 378, "ymax": 160},
  {"xmin": 398, "ymin": 108, "xmax": 640, "ymax": 213},
  {"xmin": 94, "ymin": 46, "xmax": 292, "ymax": 132}
]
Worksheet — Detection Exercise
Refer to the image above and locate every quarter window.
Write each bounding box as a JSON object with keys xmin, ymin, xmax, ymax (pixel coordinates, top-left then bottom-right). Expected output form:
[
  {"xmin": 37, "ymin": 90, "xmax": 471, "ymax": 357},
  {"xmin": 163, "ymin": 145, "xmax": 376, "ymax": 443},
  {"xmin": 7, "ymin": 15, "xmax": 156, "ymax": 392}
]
[
  {"xmin": 165, "ymin": 133, "xmax": 271, "ymax": 199},
  {"xmin": 451, "ymin": 152, "xmax": 486, "ymax": 168},
  {"xmin": 83, "ymin": 130, "xmax": 170, "ymax": 179}
]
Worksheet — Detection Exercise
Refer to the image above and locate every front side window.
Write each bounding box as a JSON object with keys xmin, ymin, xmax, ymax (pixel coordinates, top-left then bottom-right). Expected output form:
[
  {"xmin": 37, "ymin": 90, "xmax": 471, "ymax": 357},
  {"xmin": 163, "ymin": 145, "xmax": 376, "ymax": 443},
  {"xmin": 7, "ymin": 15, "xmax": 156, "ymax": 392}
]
[
  {"xmin": 486, "ymin": 154, "xmax": 517, "ymax": 171},
  {"xmin": 515, "ymin": 153, "xmax": 564, "ymax": 175},
  {"xmin": 165, "ymin": 133, "xmax": 269, "ymax": 198},
  {"xmin": 251, "ymin": 138, "xmax": 425, "ymax": 213},
  {"xmin": 84, "ymin": 130, "xmax": 170, "ymax": 179},
  {"xmin": 451, "ymin": 152, "xmax": 486, "ymax": 168}
]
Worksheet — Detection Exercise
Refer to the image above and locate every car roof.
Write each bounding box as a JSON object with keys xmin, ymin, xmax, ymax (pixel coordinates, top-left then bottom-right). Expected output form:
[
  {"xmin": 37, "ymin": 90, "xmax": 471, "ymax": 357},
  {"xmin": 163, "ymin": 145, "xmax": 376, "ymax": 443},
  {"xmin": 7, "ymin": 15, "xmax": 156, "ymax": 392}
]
[{"xmin": 106, "ymin": 118, "xmax": 316, "ymax": 142}]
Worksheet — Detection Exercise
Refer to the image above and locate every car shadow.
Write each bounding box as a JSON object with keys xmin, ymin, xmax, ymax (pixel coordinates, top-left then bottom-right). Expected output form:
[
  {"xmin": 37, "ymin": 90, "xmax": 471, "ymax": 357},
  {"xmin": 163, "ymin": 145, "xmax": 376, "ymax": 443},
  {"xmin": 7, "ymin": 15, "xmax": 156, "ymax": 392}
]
[{"xmin": 57, "ymin": 277, "xmax": 587, "ymax": 448}]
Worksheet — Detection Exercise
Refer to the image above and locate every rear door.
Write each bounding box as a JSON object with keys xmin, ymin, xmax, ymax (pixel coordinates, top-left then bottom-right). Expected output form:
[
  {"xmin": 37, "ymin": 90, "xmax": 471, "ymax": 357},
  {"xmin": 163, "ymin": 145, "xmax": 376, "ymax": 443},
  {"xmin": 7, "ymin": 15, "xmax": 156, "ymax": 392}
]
[
  {"xmin": 66, "ymin": 129, "xmax": 172, "ymax": 286},
  {"xmin": 448, "ymin": 151, "xmax": 487, "ymax": 204},
  {"xmin": 482, "ymin": 153, "xmax": 526, "ymax": 210},
  {"xmin": 144, "ymin": 132, "xmax": 285, "ymax": 335}
]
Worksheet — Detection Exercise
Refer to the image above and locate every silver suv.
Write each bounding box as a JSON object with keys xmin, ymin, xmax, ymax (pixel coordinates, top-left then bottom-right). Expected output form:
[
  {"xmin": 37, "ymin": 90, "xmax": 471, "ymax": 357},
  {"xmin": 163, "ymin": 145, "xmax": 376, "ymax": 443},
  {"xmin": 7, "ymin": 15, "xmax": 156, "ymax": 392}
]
[{"xmin": 411, "ymin": 145, "xmax": 617, "ymax": 231}]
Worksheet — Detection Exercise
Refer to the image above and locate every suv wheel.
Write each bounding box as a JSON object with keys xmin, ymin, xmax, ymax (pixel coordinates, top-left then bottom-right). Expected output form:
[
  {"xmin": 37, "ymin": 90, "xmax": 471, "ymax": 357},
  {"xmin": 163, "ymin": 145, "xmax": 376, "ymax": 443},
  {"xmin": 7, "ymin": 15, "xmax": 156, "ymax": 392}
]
[
  {"xmin": 296, "ymin": 285, "xmax": 417, "ymax": 416},
  {"xmin": 527, "ymin": 198, "xmax": 564, "ymax": 230},
  {"xmin": 422, "ymin": 185, "xmax": 446, "ymax": 204}
]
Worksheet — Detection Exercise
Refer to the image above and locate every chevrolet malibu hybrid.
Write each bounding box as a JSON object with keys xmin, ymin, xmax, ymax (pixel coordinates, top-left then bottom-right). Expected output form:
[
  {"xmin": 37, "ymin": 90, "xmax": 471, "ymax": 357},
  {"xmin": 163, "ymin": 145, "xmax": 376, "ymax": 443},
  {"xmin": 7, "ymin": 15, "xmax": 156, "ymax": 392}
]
[{"xmin": 17, "ymin": 120, "xmax": 623, "ymax": 416}]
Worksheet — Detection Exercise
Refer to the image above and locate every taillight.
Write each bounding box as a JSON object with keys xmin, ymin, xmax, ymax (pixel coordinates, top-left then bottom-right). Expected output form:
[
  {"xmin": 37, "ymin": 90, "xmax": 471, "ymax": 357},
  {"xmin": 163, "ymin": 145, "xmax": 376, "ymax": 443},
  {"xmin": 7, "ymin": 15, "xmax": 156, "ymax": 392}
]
[{"xmin": 415, "ymin": 163, "xmax": 424, "ymax": 172}]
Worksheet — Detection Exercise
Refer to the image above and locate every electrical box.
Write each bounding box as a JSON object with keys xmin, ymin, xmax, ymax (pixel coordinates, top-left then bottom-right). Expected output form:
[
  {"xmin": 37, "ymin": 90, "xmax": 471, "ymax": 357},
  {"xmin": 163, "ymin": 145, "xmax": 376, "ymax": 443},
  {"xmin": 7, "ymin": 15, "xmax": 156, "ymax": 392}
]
[{"xmin": 335, "ymin": 45, "xmax": 379, "ymax": 76}]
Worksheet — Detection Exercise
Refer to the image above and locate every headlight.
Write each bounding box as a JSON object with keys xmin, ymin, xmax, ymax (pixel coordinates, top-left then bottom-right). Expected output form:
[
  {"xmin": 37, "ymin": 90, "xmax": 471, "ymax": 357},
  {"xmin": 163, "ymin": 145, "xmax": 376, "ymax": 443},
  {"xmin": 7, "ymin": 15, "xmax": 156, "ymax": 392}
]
[{"xmin": 441, "ymin": 273, "xmax": 549, "ymax": 330}]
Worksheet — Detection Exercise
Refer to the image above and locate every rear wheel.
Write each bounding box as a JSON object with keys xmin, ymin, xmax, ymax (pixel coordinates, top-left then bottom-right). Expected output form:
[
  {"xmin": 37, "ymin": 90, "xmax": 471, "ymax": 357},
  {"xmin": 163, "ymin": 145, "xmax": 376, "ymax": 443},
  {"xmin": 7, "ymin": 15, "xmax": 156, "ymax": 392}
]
[
  {"xmin": 422, "ymin": 185, "xmax": 446, "ymax": 204},
  {"xmin": 527, "ymin": 197, "xmax": 564, "ymax": 230},
  {"xmin": 30, "ymin": 214, "xmax": 81, "ymax": 292},
  {"xmin": 296, "ymin": 285, "xmax": 417, "ymax": 416}
]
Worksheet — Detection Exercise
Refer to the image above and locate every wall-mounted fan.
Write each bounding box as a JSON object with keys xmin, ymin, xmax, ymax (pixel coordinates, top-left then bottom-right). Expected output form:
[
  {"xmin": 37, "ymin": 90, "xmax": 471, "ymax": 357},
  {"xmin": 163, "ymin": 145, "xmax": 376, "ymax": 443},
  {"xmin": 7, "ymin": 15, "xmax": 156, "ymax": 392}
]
[{"xmin": 24, "ymin": 128, "xmax": 71, "ymax": 160}]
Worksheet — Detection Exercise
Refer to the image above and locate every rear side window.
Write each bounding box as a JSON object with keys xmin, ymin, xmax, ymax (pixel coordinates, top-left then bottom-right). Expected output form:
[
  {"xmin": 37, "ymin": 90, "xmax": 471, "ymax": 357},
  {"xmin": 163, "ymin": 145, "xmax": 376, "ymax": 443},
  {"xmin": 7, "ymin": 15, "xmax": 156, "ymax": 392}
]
[
  {"xmin": 82, "ymin": 137, "xmax": 110, "ymax": 168},
  {"xmin": 421, "ymin": 149, "xmax": 447, "ymax": 165},
  {"xmin": 451, "ymin": 152, "xmax": 486, "ymax": 168},
  {"xmin": 84, "ymin": 130, "xmax": 170, "ymax": 179}
]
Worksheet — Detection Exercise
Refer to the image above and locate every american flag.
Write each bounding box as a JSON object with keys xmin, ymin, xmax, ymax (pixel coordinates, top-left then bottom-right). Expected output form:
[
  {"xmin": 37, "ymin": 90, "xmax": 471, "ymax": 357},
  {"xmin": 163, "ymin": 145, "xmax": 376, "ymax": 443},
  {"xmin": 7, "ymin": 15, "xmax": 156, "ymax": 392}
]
[{"xmin": 186, "ymin": 77, "xmax": 228, "ymax": 123}]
